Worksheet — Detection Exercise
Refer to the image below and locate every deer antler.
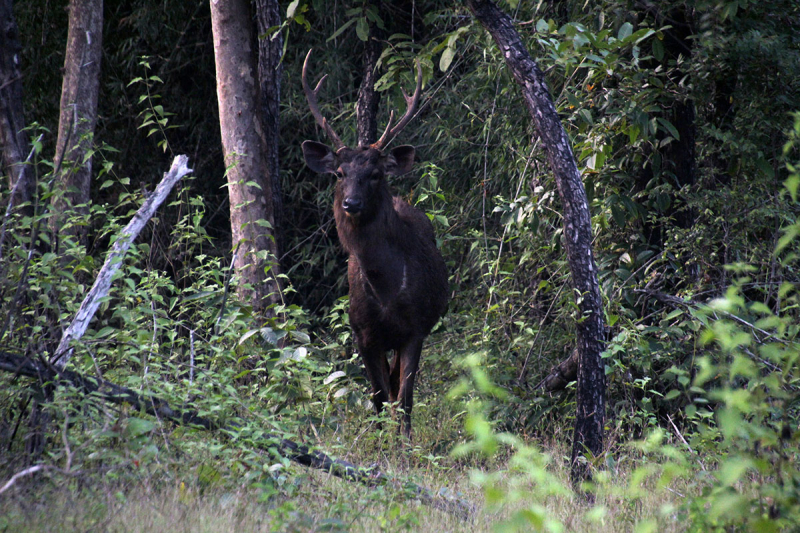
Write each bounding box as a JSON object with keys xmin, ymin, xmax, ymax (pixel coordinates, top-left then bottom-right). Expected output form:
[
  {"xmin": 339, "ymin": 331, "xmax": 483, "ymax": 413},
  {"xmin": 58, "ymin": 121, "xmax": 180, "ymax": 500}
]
[
  {"xmin": 371, "ymin": 59, "xmax": 424, "ymax": 151},
  {"xmin": 302, "ymin": 49, "xmax": 346, "ymax": 152}
]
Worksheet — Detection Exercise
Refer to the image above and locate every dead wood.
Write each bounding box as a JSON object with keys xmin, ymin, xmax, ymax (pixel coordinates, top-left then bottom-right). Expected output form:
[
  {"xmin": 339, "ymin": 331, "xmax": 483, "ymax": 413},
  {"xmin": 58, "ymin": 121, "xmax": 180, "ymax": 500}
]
[
  {"xmin": 535, "ymin": 349, "xmax": 579, "ymax": 392},
  {"xmin": 51, "ymin": 155, "xmax": 192, "ymax": 370},
  {"xmin": 0, "ymin": 350, "xmax": 473, "ymax": 519}
]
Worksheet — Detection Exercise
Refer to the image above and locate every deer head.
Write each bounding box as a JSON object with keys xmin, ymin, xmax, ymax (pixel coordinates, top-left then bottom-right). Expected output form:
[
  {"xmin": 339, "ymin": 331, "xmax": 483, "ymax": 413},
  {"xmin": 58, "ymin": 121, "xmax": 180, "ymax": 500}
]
[{"xmin": 301, "ymin": 50, "xmax": 423, "ymax": 219}]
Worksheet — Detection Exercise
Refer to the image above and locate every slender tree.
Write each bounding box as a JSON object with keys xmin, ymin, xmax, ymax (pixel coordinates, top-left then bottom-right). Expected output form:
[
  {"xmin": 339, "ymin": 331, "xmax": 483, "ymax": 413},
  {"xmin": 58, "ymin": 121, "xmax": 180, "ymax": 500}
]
[
  {"xmin": 255, "ymin": 0, "xmax": 284, "ymax": 258},
  {"xmin": 51, "ymin": 0, "xmax": 103, "ymax": 245},
  {"xmin": 0, "ymin": 0, "xmax": 32, "ymax": 213},
  {"xmin": 210, "ymin": 0, "xmax": 282, "ymax": 317},
  {"xmin": 465, "ymin": 0, "xmax": 606, "ymax": 488},
  {"xmin": 356, "ymin": 0, "xmax": 385, "ymax": 147}
]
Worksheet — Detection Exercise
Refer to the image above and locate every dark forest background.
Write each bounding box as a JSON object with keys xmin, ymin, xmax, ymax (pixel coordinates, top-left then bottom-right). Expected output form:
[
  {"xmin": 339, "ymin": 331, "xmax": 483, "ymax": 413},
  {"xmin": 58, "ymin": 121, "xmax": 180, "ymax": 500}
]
[{"xmin": 1, "ymin": 1, "xmax": 799, "ymax": 530}]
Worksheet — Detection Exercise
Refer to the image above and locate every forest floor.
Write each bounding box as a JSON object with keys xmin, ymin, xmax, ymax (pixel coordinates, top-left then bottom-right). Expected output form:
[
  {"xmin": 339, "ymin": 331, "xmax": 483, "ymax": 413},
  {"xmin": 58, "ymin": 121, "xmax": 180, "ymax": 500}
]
[{"xmin": 0, "ymin": 395, "xmax": 690, "ymax": 533}]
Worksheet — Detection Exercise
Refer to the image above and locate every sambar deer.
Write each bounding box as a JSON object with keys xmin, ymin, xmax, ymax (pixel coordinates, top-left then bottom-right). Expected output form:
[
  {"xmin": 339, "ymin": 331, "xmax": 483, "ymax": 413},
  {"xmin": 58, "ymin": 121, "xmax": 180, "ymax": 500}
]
[{"xmin": 301, "ymin": 50, "xmax": 448, "ymax": 439}]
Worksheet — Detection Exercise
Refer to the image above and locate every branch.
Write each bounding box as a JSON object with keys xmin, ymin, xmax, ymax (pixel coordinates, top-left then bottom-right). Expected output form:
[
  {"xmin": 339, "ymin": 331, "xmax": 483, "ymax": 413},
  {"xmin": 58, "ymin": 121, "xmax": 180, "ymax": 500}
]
[
  {"xmin": 535, "ymin": 349, "xmax": 579, "ymax": 392},
  {"xmin": 52, "ymin": 155, "xmax": 193, "ymax": 370},
  {"xmin": 0, "ymin": 134, "xmax": 43, "ymax": 261},
  {"xmin": 0, "ymin": 465, "xmax": 54, "ymax": 496},
  {"xmin": 0, "ymin": 350, "xmax": 473, "ymax": 519}
]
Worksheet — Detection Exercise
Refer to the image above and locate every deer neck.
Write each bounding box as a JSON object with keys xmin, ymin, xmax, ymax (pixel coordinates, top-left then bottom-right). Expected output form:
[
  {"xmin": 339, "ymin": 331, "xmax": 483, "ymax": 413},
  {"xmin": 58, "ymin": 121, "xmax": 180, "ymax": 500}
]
[{"xmin": 335, "ymin": 193, "xmax": 407, "ymax": 300}]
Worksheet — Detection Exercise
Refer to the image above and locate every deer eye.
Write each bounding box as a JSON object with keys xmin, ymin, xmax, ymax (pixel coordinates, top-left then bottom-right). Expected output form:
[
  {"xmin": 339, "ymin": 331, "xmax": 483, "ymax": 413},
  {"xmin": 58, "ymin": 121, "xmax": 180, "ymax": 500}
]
[{"xmin": 335, "ymin": 170, "xmax": 344, "ymax": 179}]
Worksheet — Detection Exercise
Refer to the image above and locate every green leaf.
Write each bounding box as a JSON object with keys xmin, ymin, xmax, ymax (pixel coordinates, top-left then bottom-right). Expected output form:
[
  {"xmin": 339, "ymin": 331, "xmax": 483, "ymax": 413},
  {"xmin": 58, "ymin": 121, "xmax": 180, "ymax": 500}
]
[
  {"xmin": 536, "ymin": 19, "xmax": 549, "ymax": 33},
  {"xmin": 356, "ymin": 17, "xmax": 369, "ymax": 42},
  {"xmin": 125, "ymin": 418, "xmax": 155, "ymax": 438},
  {"xmin": 776, "ymin": 223, "xmax": 800, "ymax": 254},
  {"xmin": 286, "ymin": 0, "xmax": 300, "ymax": 19},
  {"xmin": 786, "ymin": 173, "xmax": 800, "ymax": 202},
  {"xmin": 656, "ymin": 117, "xmax": 680, "ymax": 140},
  {"xmin": 440, "ymin": 46, "xmax": 455, "ymax": 72},
  {"xmin": 95, "ymin": 326, "xmax": 116, "ymax": 338},
  {"xmin": 238, "ymin": 329, "xmax": 260, "ymax": 345},
  {"xmin": 664, "ymin": 389, "xmax": 681, "ymax": 400},
  {"xmin": 333, "ymin": 387, "xmax": 349, "ymax": 399},
  {"xmin": 324, "ymin": 371, "xmax": 346, "ymax": 385},
  {"xmin": 652, "ymin": 38, "xmax": 664, "ymax": 61},
  {"xmin": 327, "ymin": 18, "xmax": 356, "ymax": 43},
  {"xmin": 617, "ymin": 22, "xmax": 633, "ymax": 41}
]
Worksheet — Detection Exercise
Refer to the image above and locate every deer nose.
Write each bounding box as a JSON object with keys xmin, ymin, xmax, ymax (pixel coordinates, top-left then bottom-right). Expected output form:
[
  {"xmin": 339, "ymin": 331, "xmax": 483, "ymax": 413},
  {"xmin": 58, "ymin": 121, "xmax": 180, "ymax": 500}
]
[{"xmin": 342, "ymin": 198, "xmax": 363, "ymax": 214}]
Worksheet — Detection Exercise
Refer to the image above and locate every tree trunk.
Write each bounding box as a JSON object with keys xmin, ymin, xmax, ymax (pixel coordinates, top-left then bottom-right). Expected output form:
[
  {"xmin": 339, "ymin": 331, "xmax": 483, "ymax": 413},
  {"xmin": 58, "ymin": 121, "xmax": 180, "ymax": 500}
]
[
  {"xmin": 51, "ymin": 0, "xmax": 103, "ymax": 245},
  {"xmin": 635, "ymin": 4, "xmax": 696, "ymax": 246},
  {"xmin": 255, "ymin": 0, "xmax": 284, "ymax": 259},
  {"xmin": 356, "ymin": 1, "xmax": 385, "ymax": 147},
  {"xmin": 0, "ymin": 0, "xmax": 32, "ymax": 213},
  {"xmin": 465, "ymin": 0, "xmax": 606, "ymax": 488},
  {"xmin": 210, "ymin": 0, "xmax": 281, "ymax": 317}
]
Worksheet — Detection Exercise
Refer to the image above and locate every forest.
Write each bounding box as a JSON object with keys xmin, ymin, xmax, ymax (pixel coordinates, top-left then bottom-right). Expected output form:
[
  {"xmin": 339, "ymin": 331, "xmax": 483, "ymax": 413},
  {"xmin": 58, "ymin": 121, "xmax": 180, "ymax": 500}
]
[{"xmin": 1, "ymin": 0, "xmax": 799, "ymax": 531}]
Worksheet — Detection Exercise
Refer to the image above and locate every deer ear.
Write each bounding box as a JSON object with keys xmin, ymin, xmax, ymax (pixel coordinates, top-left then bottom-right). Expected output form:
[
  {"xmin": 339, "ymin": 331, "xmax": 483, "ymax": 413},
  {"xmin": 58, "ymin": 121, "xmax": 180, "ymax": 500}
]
[
  {"xmin": 302, "ymin": 140, "xmax": 337, "ymax": 174},
  {"xmin": 385, "ymin": 145, "xmax": 416, "ymax": 176}
]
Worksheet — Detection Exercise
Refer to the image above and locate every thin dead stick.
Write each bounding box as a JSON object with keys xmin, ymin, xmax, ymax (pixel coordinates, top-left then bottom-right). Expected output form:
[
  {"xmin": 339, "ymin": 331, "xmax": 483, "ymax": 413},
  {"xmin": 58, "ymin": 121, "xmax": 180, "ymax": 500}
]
[
  {"xmin": 0, "ymin": 134, "xmax": 43, "ymax": 261},
  {"xmin": 0, "ymin": 465, "xmax": 50, "ymax": 495},
  {"xmin": 0, "ymin": 464, "xmax": 79, "ymax": 496},
  {"xmin": 667, "ymin": 414, "xmax": 706, "ymax": 471},
  {"xmin": 51, "ymin": 155, "xmax": 192, "ymax": 370}
]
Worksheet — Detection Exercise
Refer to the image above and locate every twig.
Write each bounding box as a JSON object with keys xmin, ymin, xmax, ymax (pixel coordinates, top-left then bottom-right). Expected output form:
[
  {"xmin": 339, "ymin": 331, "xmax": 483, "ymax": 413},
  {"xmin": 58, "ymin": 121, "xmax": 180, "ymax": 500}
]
[
  {"xmin": 0, "ymin": 134, "xmax": 42, "ymax": 261},
  {"xmin": 51, "ymin": 155, "xmax": 192, "ymax": 370},
  {"xmin": 0, "ymin": 465, "xmax": 50, "ymax": 495},
  {"xmin": 0, "ymin": 464, "xmax": 78, "ymax": 496},
  {"xmin": 667, "ymin": 414, "xmax": 705, "ymax": 471},
  {"xmin": 214, "ymin": 241, "xmax": 239, "ymax": 335}
]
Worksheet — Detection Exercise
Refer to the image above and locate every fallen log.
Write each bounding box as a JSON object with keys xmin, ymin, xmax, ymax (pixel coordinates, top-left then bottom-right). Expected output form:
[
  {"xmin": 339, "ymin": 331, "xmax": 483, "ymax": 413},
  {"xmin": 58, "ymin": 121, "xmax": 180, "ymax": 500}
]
[
  {"xmin": 535, "ymin": 349, "xmax": 578, "ymax": 392},
  {"xmin": 0, "ymin": 350, "xmax": 474, "ymax": 519}
]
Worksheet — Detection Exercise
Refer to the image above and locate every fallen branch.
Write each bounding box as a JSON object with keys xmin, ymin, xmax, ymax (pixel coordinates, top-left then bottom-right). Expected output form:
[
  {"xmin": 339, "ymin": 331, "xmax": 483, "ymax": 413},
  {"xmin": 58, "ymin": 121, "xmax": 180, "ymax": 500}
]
[
  {"xmin": 535, "ymin": 349, "xmax": 578, "ymax": 392},
  {"xmin": 52, "ymin": 155, "xmax": 193, "ymax": 370},
  {"xmin": 0, "ymin": 350, "xmax": 473, "ymax": 519}
]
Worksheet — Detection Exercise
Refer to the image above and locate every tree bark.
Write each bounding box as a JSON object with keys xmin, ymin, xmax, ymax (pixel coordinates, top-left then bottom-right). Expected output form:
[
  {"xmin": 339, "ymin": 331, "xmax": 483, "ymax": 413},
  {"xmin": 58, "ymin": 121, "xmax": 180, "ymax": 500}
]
[
  {"xmin": 210, "ymin": 0, "xmax": 282, "ymax": 317},
  {"xmin": 0, "ymin": 0, "xmax": 32, "ymax": 213},
  {"xmin": 356, "ymin": 1, "xmax": 385, "ymax": 147},
  {"xmin": 255, "ymin": 0, "xmax": 284, "ymax": 258},
  {"xmin": 51, "ymin": 0, "xmax": 103, "ymax": 245},
  {"xmin": 466, "ymin": 0, "xmax": 606, "ymax": 488},
  {"xmin": 635, "ymin": 4, "xmax": 696, "ymax": 245}
]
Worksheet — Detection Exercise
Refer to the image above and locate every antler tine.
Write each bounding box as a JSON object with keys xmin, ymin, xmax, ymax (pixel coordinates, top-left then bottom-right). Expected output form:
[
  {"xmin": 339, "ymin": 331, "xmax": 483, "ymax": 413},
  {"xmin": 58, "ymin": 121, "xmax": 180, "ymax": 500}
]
[
  {"xmin": 302, "ymin": 49, "xmax": 346, "ymax": 151},
  {"xmin": 372, "ymin": 59, "xmax": 424, "ymax": 151}
]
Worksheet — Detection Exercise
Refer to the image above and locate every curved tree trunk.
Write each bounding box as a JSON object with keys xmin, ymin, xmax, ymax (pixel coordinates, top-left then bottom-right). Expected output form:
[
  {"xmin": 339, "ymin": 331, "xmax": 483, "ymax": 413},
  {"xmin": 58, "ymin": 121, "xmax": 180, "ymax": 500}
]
[
  {"xmin": 210, "ymin": 0, "xmax": 281, "ymax": 318},
  {"xmin": 0, "ymin": 0, "xmax": 32, "ymax": 214},
  {"xmin": 466, "ymin": 0, "xmax": 606, "ymax": 488},
  {"xmin": 51, "ymin": 0, "xmax": 103, "ymax": 246}
]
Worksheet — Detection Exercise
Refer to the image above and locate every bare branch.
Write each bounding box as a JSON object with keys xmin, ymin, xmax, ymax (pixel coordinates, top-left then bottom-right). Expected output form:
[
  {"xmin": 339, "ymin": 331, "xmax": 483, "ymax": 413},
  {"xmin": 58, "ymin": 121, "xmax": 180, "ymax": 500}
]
[
  {"xmin": 51, "ymin": 155, "xmax": 192, "ymax": 370},
  {"xmin": 0, "ymin": 350, "xmax": 473, "ymax": 519}
]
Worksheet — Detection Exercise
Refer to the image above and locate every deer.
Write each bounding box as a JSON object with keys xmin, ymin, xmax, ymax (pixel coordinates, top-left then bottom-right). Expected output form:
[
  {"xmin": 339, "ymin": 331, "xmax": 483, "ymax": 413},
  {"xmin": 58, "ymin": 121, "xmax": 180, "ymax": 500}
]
[{"xmin": 300, "ymin": 50, "xmax": 448, "ymax": 440}]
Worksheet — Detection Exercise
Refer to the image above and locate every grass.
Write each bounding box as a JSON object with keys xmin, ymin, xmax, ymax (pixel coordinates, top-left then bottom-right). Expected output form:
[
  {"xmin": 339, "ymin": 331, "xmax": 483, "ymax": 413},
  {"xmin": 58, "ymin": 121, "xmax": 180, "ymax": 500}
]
[
  {"xmin": 0, "ymin": 458, "xmax": 690, "ymax": 533},
  {"xmin": 0, "ymin": 341, "xmax": 695, "ymax": 532},
  {"xmin": 0, "ymin": 401, "xmax": 694, "ymax": 533}
]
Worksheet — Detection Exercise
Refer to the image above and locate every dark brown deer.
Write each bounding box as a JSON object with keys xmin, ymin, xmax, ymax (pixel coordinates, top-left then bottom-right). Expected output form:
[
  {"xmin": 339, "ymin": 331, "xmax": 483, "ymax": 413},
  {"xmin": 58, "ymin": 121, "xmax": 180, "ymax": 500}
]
[{"xmin": 301, "ymin": 50, "xmax": 448, "ymax": 439}]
